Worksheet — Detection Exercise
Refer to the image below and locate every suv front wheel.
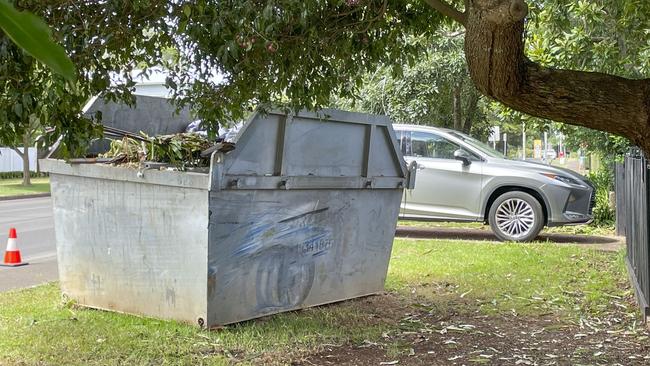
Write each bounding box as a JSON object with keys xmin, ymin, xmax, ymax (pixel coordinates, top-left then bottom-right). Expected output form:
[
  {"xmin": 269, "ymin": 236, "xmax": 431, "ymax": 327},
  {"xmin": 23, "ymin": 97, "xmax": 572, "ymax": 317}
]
[{"xmin": 488, "ymin": 191, "xmax": 544, "ymax": 242}]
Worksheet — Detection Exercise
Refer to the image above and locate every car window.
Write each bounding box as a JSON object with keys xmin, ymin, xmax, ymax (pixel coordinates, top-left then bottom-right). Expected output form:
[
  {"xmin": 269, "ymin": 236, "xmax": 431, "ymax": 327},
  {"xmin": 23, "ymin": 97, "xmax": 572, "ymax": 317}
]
[
  {"xmin": 395, "ymin": 129, "xmax": 411, "ymax": 156},
  {"xmin": 394, "ymin": 130, "xmax": 406, "ymax": 156},
  {"xmin": 447, "ymin": 131, "xmax": 503, "ymax": 159},
  {"xmin": 410, "ymin": 131, "xmax": 461, "ymax": 160}
]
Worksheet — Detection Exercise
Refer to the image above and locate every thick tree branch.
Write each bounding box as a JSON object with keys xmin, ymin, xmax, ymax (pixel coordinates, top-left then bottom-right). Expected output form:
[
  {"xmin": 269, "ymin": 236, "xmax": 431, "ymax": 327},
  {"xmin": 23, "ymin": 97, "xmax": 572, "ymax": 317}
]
[
  {"xmin": 423, "ymin": 0, "xmax": 467, "ymax": 26},
  {"xmin": 511, "ymin": 63, "xmax": 650, "ymax": 145},
  {"xmin": 463, "ymin": 0, "xmax": 650, "ymax": 152}
]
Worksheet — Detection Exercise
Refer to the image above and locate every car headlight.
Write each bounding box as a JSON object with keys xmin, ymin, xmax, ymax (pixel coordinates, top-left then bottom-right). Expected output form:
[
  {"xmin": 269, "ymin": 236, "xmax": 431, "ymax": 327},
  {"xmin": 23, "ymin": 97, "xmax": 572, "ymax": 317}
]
[{"xmin": 540, "ymin": 173, "xmax": 582, "ymax": 186}]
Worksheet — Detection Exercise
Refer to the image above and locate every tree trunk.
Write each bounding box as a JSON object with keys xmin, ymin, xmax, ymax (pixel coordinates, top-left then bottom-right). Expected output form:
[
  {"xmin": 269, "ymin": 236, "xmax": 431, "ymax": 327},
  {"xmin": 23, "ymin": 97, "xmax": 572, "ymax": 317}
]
[
  {"xmin": 17, "ymin": 132, "xmax": 32, "ymax": 186},
  {"xmin": 452, "ymin": 81, "xmax": 463, "ymax": 131},
  {"xmin": 427, "ymin": 0, "xmax": 650, "ymax": 153},
  {"xmin": 463, "ymin": 87, "xmax": 480, "ymax": 134}
]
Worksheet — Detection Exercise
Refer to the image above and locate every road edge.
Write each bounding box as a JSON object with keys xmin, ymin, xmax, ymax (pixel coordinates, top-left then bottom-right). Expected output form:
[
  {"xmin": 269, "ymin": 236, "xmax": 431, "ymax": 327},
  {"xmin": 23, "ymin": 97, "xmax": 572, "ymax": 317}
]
[{"xmin": 0, "ymin": 193, "xmax": 51, "ymax": 201}]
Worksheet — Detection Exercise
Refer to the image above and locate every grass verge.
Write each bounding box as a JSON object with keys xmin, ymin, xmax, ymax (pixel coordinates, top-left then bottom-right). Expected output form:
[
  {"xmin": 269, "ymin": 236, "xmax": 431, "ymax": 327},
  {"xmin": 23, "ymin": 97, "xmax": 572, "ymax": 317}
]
[
  {"xmin": 0, "ymin": 178, "xmax": 50, "ymax": 197},
  {"xmin": 0, "ymin": 240, "xmax": 632, "ymax": 365},
  {"xmin": 387, "ymin": 239, "xmax": 627, "ymax": 317},
  {"xmin": 0, "ymin": 283, "xmax": 387, "ymax": 366}
]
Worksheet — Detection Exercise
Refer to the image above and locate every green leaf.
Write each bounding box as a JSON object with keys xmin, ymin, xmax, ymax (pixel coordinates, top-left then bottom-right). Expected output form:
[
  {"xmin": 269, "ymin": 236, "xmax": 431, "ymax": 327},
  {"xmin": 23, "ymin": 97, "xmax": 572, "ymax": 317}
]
[
  {"xmin": 0, "ymin": 0, "xmax": 76, "ymax": 81},
  {"xmin": 13, "ymin": 102, "xmax": 22, "ymax": 119}
]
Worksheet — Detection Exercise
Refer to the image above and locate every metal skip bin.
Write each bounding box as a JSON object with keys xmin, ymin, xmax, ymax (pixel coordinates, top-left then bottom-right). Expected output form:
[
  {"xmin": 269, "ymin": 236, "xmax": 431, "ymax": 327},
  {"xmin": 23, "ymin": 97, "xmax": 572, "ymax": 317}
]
[{"xmin": 41, "ymin": 109, "xmax": 414, "ymax": 327}]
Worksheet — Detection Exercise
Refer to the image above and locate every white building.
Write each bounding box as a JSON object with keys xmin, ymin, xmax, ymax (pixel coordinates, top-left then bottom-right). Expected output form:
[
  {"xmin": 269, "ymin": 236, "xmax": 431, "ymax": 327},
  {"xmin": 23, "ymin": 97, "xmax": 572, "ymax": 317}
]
[{"xmin": 0, "ymin": 148, "xmax": 37, "ymax": 173}]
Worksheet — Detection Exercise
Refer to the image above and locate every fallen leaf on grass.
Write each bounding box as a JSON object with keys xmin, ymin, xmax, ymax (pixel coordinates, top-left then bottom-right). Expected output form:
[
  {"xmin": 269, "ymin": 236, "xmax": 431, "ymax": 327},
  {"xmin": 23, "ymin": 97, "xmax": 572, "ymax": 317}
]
[
  {"xmin": 379, "ymin": 361, "xmax": 399, "ymax": 365},
  {"xmin": 514, "ymin": 360, "xmax": 533, "ymax": 365},
  {"xmin": 358, "ymin": 340, "xmax": 379, "ymax": 348},
  {"xmin": 445, "ymin": 324, "xmax": 476, "ymax": 332},
  {"xmin": 469, "ymin": 358, "xmax": 490, "ymax": 364}
]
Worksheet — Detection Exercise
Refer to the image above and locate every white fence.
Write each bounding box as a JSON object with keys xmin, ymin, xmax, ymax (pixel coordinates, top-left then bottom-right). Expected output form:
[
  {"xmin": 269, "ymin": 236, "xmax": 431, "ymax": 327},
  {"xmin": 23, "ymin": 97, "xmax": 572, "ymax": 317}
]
[{"xmin": 0, "ymin": 147, "xmax": 37, "ymax": 172}]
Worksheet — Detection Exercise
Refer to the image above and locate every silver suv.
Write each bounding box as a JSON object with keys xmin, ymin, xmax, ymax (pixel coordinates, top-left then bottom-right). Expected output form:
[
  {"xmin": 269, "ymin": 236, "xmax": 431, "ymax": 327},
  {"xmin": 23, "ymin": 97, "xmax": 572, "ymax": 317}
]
[{"xmin": 394, "ymin": 125, "xmax": 594, "ymax": 242}]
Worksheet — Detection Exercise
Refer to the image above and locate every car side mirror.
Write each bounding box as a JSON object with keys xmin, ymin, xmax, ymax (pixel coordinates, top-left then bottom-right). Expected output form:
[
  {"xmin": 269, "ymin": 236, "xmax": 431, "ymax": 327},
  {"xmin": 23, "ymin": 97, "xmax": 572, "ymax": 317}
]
[{"xmin": 454, "ymin": 149, "xmax": 471, "ymax": 166}]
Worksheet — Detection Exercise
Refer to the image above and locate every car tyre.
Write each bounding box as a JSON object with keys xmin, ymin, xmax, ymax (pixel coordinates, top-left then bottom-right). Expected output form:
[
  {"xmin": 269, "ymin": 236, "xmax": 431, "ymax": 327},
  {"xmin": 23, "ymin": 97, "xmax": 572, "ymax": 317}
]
[{"xmin": 488, "ymin": 191, "xmax": 544, "ymax": 242}]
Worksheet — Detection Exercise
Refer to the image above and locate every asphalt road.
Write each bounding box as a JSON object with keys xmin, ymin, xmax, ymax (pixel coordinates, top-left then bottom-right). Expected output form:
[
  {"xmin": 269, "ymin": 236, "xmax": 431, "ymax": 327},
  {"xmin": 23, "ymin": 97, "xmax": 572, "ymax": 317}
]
[{"xmin": 0, "ymin": 196, "xmax": 57, "ymax": 292}]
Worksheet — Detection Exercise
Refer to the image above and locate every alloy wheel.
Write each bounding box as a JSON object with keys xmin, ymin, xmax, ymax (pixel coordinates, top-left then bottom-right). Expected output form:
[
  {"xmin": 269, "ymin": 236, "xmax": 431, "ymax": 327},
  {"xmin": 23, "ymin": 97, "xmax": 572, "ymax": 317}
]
[{"xmin": 494, "ymin": 198, "xmax": 536, "ymax": 239}]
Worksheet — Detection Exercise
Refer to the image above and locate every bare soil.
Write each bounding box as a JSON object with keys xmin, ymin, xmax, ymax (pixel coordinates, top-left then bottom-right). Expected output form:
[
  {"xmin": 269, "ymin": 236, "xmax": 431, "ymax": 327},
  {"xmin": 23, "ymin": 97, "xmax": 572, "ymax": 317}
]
[{"xmin": 292, "ymin": 293, "xmax": 650, "ymax": 366}]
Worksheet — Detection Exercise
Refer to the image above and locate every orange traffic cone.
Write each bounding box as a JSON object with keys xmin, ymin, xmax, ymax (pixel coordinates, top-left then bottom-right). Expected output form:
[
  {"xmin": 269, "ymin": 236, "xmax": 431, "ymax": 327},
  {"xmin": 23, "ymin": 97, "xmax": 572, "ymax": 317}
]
[{"xmin": 1, "ymin": 228, "xmax": 28, "ymax": 267}]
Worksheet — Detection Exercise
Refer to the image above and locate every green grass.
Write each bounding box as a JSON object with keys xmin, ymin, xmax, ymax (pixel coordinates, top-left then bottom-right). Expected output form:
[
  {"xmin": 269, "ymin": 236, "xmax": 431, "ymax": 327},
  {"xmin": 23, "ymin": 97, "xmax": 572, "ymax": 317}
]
[
  {"xmin": 387, "ymin": 239, "xmax": 627, "ymax": 317},
  {"xmin": 0, "ymin": 283, "xmax": 386, "ymax": 366},
  {"xmin": 0, "ymin": 177, "xmax": 50, "ymax": 197},
  {"xmin": 543, "ymin": 224, "xmax": 616, "ymax": 237},
  {"xmin": 0, "ymin": 240, "xmax": 630, "ymax": 365}
]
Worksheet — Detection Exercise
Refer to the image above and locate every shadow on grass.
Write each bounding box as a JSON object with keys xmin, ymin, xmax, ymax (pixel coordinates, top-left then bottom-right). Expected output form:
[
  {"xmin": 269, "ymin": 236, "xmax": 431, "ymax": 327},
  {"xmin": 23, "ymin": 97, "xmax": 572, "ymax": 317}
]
[{"xmin": 395, "ymin": 226, "xmax": 620, "ymax": 245}]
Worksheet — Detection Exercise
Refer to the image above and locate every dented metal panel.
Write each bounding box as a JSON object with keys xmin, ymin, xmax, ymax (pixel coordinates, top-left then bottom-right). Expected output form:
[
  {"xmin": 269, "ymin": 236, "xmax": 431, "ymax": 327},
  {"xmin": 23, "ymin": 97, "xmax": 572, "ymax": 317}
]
[
  {"xmin": 41, "ymin": 159, "xmax": 209, "ymax": 324},
  {"xmin": 206, "ymin": 189, "xmax": 401, "ymax": 325},
  {"xmin": 203, "ymin": 109, "xmax": 408, "ymax": 325}
]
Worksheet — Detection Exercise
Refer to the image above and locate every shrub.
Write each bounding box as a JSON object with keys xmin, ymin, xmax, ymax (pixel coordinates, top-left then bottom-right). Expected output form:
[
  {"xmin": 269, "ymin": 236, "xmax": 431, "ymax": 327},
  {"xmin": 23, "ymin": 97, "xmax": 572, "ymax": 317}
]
[
  {"xmin": 0, "ymin": 171, "xmax": 49, "ymax": 180},
  {"xmin": 586, "ymin": 167, "xmax": 615, "ymax": 227}
]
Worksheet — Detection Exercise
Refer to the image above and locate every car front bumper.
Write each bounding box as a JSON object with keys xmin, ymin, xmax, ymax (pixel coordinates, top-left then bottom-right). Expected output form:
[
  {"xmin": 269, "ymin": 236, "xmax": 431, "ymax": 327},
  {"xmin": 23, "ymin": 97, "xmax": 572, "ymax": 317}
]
[{"xmin": 543, "ymin": 181, "xmax": 594, "ymax": 227}]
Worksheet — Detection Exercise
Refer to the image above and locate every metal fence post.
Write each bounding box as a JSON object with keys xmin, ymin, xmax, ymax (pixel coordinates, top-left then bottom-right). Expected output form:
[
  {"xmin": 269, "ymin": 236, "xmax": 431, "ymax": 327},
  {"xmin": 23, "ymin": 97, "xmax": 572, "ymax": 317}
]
[{"xmin": 616, "ymin": 162, "xmax": 626, "ymax": 236}]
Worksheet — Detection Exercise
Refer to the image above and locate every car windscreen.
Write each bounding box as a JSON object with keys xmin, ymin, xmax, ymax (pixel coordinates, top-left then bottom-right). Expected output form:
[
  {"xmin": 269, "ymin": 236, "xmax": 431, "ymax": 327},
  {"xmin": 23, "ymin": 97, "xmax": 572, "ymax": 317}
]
[{"xmin": 448, "ymin": 131, "xmax": 506, "ymax": 159}]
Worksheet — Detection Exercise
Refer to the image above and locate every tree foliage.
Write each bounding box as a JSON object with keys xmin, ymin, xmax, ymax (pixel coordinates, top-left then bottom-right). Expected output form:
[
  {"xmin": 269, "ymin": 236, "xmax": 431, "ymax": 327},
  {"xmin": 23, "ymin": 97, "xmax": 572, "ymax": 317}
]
[
  {"xmin": 0, "ymin": 0, "xmax": 172, "ymax": 156},
  {"xmin": 527, "ymin": 0, "xmax": 650, "ymax": 76},
  {"xmin": 2, "ymin": 0, "xmax": 449, "ymax": 147},
  {"xmin": 170, "ymin": 0, "xmax": 444, "ymax": 131},
  {"xmin": 524, "ymin": 0, "xmax": 650, "ymax": 158},
  {"xmin": 0, "ymin": 0, "xmax": 75, "ymax": 81},
  {"xmin": 333, "ymin": 29, "xmax": 491, "ymax": 138}
]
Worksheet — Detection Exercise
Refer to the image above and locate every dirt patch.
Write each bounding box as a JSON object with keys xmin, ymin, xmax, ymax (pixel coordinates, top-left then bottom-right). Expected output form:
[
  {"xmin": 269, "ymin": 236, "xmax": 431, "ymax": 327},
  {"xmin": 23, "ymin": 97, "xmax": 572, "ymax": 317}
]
[{"xmin": 293, "ymin": 293, "xmax": 650, "ymax": 366}]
